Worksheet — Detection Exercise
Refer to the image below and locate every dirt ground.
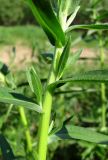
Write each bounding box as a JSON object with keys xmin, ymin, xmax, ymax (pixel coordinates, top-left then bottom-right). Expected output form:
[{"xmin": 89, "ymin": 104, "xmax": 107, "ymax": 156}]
[
  {"xmin": 0, "ymin": 45, "xmax": 99, "ymax": 69},
  {"xmin": 0, "ymin": 45, "xmax": 32, "ymax": 66}
]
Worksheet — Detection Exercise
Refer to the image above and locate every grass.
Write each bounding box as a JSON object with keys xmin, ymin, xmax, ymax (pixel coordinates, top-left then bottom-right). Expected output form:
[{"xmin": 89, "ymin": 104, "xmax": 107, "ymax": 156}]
[{"xmin": 0, "ymin": 25, "xmax": 47, "ymax": 46}]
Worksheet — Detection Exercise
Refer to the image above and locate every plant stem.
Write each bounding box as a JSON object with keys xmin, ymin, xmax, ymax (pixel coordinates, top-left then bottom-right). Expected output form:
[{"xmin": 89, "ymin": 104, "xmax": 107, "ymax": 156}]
[
  {"xmin": 99, "ymin": 35, "xmax": 107, "ymax": 131},
  {"xmin": 101, "ymin": 83, "xmax": 106, "ymax": 130},
  {"xmin": 19, "ymin": 107, "xmax": 32, "ymax": 152},
  {"xmin": 37, "ymin": 47, "xmax": 63, "ymax": 160}
]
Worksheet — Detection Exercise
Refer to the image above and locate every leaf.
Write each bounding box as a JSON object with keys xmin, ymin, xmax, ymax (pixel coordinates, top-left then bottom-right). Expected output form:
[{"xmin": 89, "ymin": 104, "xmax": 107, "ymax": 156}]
[
  {"xmin": 63, "ymin": 70, "xmax": 108, "ymax": 82},
  {"xmin": 0, "ymin": 134, "xmax": 15, "ymax": 160},
  {"xmin": 0, "ymin": 87, "xmax": 42, "ymax": 113},
  {"xmin": 27, "ymin": 0, "xmax": 65, "ymax": 47},
  {"xmin": 68, "ymin": 0, "xmax": 80, "ymax": 15},
  {"xmin": 57, "ymin": 38, "xmax": 71, "ymax": 79},
  {"xmin": 51, "ymin": 0, "xmax": 59, "ymax": 13},
  {"xmin": 55, "ymin": 125, "xmax": 108, "ymax": 144},
  {"xmin": 66, "ymin": 6, "xmax": 80, "ymax": 27},
  {"xmin": 66, "ymin": 23, "xmax": 108, "ymax": 32},
  {"xmin": 26, "ymin": 66, "xmax": 42, "ymax": 106},
  {"xmin": 60, "ymin": 0, "xmax": 80, "ymax": 16},
  {"xmin": 50, "ymin": 70, "xmax": 108, "ymax": 89}
]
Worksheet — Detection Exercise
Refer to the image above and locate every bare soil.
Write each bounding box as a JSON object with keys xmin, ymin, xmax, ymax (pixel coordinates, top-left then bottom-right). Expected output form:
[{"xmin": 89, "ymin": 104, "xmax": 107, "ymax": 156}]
[
  {"xmin": 0, "ymin": 45, "xmax": 99, "ymax": 68},
  {"xmin": 0, "ymin": 45, "xmax": 33, "ymax": 69}
]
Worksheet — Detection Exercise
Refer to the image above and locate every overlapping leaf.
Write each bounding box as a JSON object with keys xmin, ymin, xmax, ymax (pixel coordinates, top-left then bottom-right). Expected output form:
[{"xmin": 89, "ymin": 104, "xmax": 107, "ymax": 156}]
[
  {"xmin": 27, "ymin": 0, "xmax": 65, "ymax": 47},
  {"xmin": 55, "ymin": 125, "xmax": 108, "ymax": 144},
  {"xmin": 50, "ymin": 70, "xmax": 108, "ymax": 89},
  {"xmin": 66, "ymin": 6, "xmax": 80, "ymax": 27},
  {"xmin": 0, "ymin": 87, "xmax": 42, "ymax": 113},
  {"xmin": 60, "ymin": 0, "xmax": 80, "ymax": 15},
  {"xmin": 27, "ymin": 66, "xmax": 42, "ymax": 106},
  {"xmin": 57, "ymin": 38, "xmax": 71, "ymax": 79},
  {"xmin": 67, "ymin": 23, "xmax": 108, "ymax": 32}
]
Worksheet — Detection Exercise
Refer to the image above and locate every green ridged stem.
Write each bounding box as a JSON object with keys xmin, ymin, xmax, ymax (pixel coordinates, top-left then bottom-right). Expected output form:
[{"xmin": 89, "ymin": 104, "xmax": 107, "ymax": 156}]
[
  {"xmin": 37, "ymin": 48, "xmax": 63, "ymax": 160},
  {"xmin": 99, "ymin": 35, "xmax": 107, "ymax": 131},
  {"xmin": 19, "ymin": 107, "xmax": 32, "ymax": 152}
]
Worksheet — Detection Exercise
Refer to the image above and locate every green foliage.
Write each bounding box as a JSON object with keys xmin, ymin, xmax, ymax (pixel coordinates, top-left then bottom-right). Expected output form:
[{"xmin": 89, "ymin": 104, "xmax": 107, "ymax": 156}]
[
  {"xmin": 27, "ymin": 0, "xmax": 65, "ymax": 47},
  {"xmin": 50, "ymin": 70, "xmax": 108, "ymax": 90},
  {"xmin": 55, "ymin": 125, "xmax": 108, "ymax": 144},
  {"xmin": 67, "ymin": 23, "xmax": 108, "ymax": 32},
  {"xmin": 27, "ymin": 66, "xmax": 43, "ymax": 106},
  {"xmin": 59, "ymin": 0, "xmax": 80, "ymax": 15},
  {"xmin": 0, "ymin": 0, "xmax": 108, "ymax": 160},
  {"xmin": 0, "ymin": 87, "xmax": 42, "ymax": 112},
  {"xmin": 56, "ymin": 38, "xmax": 71, "ymax": 79}
]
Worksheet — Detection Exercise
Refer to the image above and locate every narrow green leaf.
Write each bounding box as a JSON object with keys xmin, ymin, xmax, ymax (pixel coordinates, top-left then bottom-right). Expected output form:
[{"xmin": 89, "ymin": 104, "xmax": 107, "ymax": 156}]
[
  {"xmin": 27, "ymin": 67, "xmax": 42, "ymax": 106},
  {"xmin": 60, "ymin": 0, "xmax": 80, "ymax": 16},
  {"xmin": 27, "ymin": 0, "xmax": 65, "ymax": 47},
  {"xmin": 50, "ymin": 70, "xmax": 108, "ymax": 89},
  {"xmin": 51, "ymin": 0, "xmax": 59, "ymax": 13},
  {"xmin": 0, "ymin": 87, "xmax": 42, "ymax": 113},
  {"xmin": 66, "ymin": 6, "xmax": 80, "ymax": 27},
  {"xmin": 63, "ymin": 70, "xmax": 108, "ymax": 82},
  {"xmin": 67, "ymin": 23, "xmax": 108, "ymax": 32},
  {"xmin": 57, "ymin": 38, "xmax": 71, "ymax": 79},
  {"xmin": 55, "ymin": 125, "xmax": 108, "ymax": 144},
  {"xmin": 68, "ymin": 0, "xmax": 80, "ymax": 15}
]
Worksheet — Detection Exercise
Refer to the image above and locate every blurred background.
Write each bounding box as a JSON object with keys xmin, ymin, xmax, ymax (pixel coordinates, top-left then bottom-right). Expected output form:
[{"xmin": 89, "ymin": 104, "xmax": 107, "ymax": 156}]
[{"xmin": 0, "ymin": 0, "xmax": 108, "ymax": 159}]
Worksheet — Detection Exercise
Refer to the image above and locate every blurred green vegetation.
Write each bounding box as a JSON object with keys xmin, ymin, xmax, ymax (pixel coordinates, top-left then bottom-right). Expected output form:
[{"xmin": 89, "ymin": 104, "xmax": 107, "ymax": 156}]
[
  {"xmin": 0, "ymin": 26, "xmax": 47, "ymax": 46},
  {"xmin": 0, "ymin": 25, "xmax": 108, "ymax": 159},
  {"xmin": 0, "ymin": 0, "xmax": 35, "ymax": 25},
  {"xmin": 0, "ymin": 0, "xmax": 108, "ymax": 160},
  {"xmin": 0, "ymin": 0, "xmax": 108, "ymax": 26}
]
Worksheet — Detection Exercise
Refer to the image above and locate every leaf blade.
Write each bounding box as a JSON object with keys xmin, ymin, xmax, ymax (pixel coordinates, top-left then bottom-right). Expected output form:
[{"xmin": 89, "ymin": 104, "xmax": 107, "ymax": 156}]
[
  {"xmin": 50, "ymin": 70, "xmax": 108, "ymax": 89},
  {"xmin": 67, "ymin": 23, "xmax": 108, "ymax": 32},
  {"xmin": 27, "ymin": 0, "xmax": 65, "ymax": 46},
  {"xmin": 66, "ymin": 6, "xmax": 80, "ymax": 27},
  {"xmin": 55, "ymin": 125, "xmax": 108, "ymax": 144},
  {"xmin": 27, "ymin": 66, "xmax": 43, "ymax": 106},
  {"xmin": 63, "ymin": 70, "xmax": 108, "ymax": 83},
  {"xmin": 0, "ymin": 87, "xmax": 42, "ymax": 113},
  {"xmin": 57, "ymin": 38, "xmax": 71, "ymax": 79}
]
